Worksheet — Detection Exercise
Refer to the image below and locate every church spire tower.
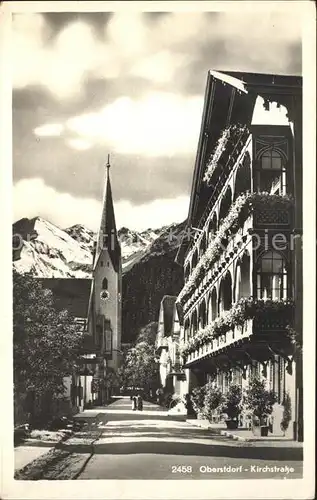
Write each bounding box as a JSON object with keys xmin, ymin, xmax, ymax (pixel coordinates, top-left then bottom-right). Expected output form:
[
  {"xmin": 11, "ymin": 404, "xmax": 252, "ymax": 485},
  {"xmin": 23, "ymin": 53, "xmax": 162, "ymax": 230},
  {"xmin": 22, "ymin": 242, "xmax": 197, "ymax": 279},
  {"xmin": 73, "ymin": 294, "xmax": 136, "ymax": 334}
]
[
  {"xmin": 94, "ymin": 155, "xmax": 121, "ymax": 271},
  {"xmin": 87, "ymin": 155, "xmax": 122, "ymax": 404}
]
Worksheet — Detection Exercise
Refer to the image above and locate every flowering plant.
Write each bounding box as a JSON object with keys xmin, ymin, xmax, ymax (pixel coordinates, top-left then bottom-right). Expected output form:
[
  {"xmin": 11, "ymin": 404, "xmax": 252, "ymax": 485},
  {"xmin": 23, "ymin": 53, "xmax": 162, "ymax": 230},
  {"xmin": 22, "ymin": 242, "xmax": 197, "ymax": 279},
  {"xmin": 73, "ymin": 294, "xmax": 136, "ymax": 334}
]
[
  {"xmin": 178, "ymin": 192, "xmax": 293, "ymax": 305},
  {"xmin": 203, "ymin": 124, "xmax": 249, "ymax": 184},
  {"xmin": 180, "ymin": 297, "xmax": 294, "ymax": 357}
]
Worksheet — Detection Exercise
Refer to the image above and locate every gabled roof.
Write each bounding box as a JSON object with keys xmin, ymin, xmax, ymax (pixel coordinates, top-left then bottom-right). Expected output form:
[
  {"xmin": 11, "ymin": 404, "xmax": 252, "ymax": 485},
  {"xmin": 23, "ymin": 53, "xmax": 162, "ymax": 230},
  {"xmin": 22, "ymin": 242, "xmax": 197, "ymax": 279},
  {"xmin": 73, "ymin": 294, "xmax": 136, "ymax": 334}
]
[
  {"xmin": 94, "ymin": 162, "xmax": 121, "ymax": 273},
  {"xmin": 175, "ymin": 70, "xmax": 302, "ymax": 265}
]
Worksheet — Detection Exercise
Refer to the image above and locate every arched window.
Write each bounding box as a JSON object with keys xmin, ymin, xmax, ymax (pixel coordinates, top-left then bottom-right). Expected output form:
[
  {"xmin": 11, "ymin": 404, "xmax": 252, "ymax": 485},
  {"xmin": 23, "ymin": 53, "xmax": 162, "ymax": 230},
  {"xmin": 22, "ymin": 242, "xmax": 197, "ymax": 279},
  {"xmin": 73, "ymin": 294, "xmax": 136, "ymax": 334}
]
[
  {"xmin": 184, "ymin": 263, "xmax": 190, "ymax": 282},
  {"xmin": 184, "ymin": 318, "xmax": 190, "ymax": 343},
  {"xmin": 199, "ymin": 300, "xmax": 206, "ymax": 329},
  {"xmin": 192, "ymin": 249, "xmax": 198, "ymax": 270},
  {"xmin": 191, "ymin": 310, "xmax": 198, "ymax": 337},
  {"xmin": 207, "ymin": 295, "xmax": 212, "ymax": 324},
  {"xmin": 257, "ymin": 148, "xmax": 286, "ymax": 194},
  {"xmin": 233, "ymin": 154, "xmax": 251, "ymax": 201},
  {"xmin": 219, "ymin": 272, "xmax": 232, "ymax": 313},
  {"xmin": 208, "ymin": 213, "xmax": 217, "ymax": 243},
  {"xmin": 200, "ymin": 232, "xmax": 207, "ymax": 257},
  {"xmin": 235, "ymin": 252, "xmax": 251, "ymax": 301},
  {"xmin": 219, "ymin": 186, "xmax": 232, "ymax": 225},
  {"xmin": 102, "ymin": 277, "xmax": 108, "ymax": 290},
  {"xmin": 211, "ymin": 287, "xmax": 217, "ymax": 321},
  {"xmin": 256, "ymin": 251, "xmax": 288, "ymax": 300}
]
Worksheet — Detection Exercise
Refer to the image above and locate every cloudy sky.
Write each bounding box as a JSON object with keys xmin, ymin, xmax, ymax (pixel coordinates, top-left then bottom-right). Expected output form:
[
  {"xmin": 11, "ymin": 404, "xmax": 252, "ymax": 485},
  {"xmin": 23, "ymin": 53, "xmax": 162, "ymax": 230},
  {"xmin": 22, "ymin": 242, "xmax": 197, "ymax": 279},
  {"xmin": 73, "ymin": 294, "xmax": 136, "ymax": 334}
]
[{"xmin": 12, "ymin": 8, "xmax": 302, "ymax": 231}]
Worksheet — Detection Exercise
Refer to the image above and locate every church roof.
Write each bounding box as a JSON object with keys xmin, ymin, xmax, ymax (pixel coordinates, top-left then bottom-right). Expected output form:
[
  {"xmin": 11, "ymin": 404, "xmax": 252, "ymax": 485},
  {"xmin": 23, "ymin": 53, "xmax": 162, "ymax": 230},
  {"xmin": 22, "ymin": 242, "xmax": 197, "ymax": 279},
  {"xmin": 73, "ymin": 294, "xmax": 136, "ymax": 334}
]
[{"xmin": 94, "ymin": 160, "xmax": 121, "ymax": 273}]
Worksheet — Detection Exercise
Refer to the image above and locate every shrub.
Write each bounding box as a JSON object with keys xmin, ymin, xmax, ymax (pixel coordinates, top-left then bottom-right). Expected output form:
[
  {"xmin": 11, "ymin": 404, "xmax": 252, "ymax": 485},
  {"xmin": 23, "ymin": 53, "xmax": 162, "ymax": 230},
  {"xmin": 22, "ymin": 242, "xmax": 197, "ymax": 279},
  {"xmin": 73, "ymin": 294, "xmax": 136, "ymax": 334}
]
[
  {"xmin": 245, "ymin": 377, "xmax": 277, "ymax": 426},
  {"xmin": 191, "ymin": 385, "xmax": 207, "ymax": 413},
  {"xmin": 203, "ymin": 382, "xmax": 224, "ymax": 422},
  {"xmin": 221, "ymin": 384, "xmax": 242, "ymax": 420},
  {"xmin": 281, "ymin": 392, "xmax": 292, "ymax": 434}
]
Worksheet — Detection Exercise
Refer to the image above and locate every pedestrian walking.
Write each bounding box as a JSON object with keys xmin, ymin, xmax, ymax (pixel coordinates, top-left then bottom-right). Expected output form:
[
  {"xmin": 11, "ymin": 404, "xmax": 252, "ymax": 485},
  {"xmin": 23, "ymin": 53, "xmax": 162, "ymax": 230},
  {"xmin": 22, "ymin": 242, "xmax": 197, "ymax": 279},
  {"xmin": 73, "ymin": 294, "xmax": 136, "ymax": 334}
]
[
  {"xmin": 156, "ymin": 387, "xmax": 163, "ymax": 405},
  {"xmin": 131, "ymin": 395, "xmax": 137, "ymax": 411},
  {"xmin": 137, "ymin": 393, "xmax": 143, "ymax": 411}
]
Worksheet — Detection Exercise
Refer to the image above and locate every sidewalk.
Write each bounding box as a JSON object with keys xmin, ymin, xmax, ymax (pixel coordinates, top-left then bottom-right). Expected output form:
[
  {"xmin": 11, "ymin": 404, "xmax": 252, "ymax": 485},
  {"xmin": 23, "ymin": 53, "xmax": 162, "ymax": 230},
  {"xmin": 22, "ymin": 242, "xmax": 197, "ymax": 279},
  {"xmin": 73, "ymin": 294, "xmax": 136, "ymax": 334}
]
[
  {"xmin": 186, "ymin": 419, "xmax": 303, "ymax": 446},
  {"xmin": 15, "ymin": 430, "xmax": 71, "ymax": 472},
  {"xmin": 15, "ymin": 443, "xmax": 56, "ymax": 471}
]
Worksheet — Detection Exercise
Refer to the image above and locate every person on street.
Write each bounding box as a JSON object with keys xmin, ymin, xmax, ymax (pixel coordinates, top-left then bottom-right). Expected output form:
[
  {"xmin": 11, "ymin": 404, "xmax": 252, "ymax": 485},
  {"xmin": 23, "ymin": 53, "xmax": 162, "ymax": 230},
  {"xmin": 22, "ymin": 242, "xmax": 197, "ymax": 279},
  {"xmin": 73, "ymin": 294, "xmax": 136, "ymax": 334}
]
[
  {"xmin": 137, "ymin": 393, "xmax": 143, "ymax": 411},
  {"xmin": 156, "ymin": 387, "xmax": 163, "ymax": 405},
  {"xmin": 131, "ymin": 395, "xmax": 137, "ymax": 411}
]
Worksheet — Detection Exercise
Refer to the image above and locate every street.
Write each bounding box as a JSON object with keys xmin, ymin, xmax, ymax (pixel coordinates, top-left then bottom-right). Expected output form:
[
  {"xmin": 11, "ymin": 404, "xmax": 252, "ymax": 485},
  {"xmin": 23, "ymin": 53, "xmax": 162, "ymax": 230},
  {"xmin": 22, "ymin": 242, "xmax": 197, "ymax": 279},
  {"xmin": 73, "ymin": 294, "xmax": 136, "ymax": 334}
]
[{"xmin": 67, "ymin": 397, "xmax": 302, "ymax": 480}]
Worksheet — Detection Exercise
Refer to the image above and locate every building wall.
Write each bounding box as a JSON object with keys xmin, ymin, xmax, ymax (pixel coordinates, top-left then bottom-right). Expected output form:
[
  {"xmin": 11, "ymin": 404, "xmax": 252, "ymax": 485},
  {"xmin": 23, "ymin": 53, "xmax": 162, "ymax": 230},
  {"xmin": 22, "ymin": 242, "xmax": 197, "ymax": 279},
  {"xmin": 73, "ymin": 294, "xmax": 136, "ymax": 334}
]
[
  {"xmin": 93, "ymin": 247, "xmax": 121, "ymax": 370},
  {"xmin": 178, "ymin": 91, "xmax": 300, "ymax": 437}
]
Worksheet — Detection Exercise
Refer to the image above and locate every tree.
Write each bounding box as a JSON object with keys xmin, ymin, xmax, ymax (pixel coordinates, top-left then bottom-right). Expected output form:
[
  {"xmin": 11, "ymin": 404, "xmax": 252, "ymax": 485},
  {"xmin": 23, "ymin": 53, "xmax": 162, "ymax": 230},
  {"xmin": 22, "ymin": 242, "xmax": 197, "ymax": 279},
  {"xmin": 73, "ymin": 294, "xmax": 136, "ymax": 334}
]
[
  {"xmin": 13, "ymin": 271, "xmax": 82, "ymax": 416},
  {"xmin": 136, "ymin": 322, "xmax": 158, "ymax": 345},
  {"xmin": 245, "ymin": 377, "xmax": 277, "ymax": 425},
  {"xmin": 118, "ymin": 322, "xmax": 160, "ymax": 392}
]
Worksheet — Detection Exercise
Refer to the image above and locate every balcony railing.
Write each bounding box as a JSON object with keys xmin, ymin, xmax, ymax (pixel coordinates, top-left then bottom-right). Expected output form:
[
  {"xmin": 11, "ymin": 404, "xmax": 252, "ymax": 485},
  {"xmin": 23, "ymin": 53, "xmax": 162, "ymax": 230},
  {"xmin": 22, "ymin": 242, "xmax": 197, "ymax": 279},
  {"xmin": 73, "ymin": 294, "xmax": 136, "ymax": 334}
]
[
  {"xmin": 180, "ymin": 298, "xmax": 294, "ymax": 361},
  {"xmin": 179, "ymin": 193, "xmax": 293, "ymax": 306}
]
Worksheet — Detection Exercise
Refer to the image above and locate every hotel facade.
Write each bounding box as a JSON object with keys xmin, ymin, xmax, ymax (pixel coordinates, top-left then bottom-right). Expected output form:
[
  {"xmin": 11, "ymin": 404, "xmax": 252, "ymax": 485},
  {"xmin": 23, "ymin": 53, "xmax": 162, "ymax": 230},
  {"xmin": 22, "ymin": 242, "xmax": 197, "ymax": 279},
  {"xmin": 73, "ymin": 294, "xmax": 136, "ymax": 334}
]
[{"xmin": 176, "ymin": 71, "xmax": 303, "ymax": 441}]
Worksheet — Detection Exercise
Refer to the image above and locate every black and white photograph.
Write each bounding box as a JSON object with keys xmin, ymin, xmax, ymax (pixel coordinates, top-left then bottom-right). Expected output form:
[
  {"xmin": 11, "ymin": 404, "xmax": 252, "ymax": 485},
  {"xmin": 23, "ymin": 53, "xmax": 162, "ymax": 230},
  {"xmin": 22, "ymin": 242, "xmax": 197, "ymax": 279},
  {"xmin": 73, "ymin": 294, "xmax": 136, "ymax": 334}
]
[{"xmin": 1, "ymin": 1, "xmax": 315, "ymax": 499}]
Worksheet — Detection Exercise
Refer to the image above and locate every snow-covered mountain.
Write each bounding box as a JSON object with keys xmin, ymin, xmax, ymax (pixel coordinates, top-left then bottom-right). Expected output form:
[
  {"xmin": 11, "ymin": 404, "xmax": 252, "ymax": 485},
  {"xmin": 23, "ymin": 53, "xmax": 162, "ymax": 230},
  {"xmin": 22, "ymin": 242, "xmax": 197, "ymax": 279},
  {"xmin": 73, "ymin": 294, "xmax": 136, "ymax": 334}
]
[
  {"xmin": 13, "ymin": 217, "xmax": 93, "ymax": 278},
  {"xmin": 64, "ymin": 224, "xmax": 95, "ymax": 250},
  {"xmin": 13, "ymin": 216, "xmax": 186, "ymax": 343},
  {"xmin": 12, "ymin": 217, "xmax": 180, "ymax": 278},
  {"xmin": 118, "ymin": 226, "xmax": 162, "ymax": 273}
]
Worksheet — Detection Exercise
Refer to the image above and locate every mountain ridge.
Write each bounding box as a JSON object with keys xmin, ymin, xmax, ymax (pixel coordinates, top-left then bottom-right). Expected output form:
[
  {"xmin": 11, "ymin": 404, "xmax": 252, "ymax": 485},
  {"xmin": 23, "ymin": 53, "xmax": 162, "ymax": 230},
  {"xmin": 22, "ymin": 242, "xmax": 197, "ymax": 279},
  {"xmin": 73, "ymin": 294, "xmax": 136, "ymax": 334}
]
[{"xmin": 12, "ymin": 215, "xmax": 186, "ymax": 342}]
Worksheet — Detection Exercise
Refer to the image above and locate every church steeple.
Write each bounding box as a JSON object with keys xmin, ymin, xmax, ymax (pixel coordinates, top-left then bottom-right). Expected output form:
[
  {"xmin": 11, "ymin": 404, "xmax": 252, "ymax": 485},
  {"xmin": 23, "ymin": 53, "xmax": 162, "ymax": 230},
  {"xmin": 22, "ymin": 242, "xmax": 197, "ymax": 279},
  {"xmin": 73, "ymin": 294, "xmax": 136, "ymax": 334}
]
[
  {"xmin": 106, "ymin": 153, "xmax": 111, "ymax": 173},
  {"xmin": 94, "ymin": 156, "xmax": 121, "ymax": 272}
]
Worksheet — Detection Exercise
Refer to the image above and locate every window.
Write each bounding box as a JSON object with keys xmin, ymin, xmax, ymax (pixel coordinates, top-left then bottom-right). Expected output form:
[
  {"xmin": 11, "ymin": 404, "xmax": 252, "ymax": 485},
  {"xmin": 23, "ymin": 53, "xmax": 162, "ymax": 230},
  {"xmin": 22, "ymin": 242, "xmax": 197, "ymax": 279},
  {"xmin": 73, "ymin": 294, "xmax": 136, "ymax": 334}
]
[
  {"xmin": 219, "ymin": 272, "xmax": 232, "ymax": 313},
  {"xmin": 256, "ymin": 251, "xmax": 288, "ymax": 299},
  {"xmin": 102, "ymin": 277, "xmax": 108, "ymax": 290},
  {"xmin": 208, "ymin": 214, "xmax": 217, "ymax": 243},
  {"xmin": 257, "ymin": 148, "xmax": 286, "ymax": 194},
  {"xmin": 184, "ymin": 263, "xmax": 191, "ymax": 282},
  {"xmin": 211, "ymin": 288, "xmax": 217, "ymax": 321},
  {"xmin": 192, "ymin": 250, "xmax": 198, "ymax": 270}
]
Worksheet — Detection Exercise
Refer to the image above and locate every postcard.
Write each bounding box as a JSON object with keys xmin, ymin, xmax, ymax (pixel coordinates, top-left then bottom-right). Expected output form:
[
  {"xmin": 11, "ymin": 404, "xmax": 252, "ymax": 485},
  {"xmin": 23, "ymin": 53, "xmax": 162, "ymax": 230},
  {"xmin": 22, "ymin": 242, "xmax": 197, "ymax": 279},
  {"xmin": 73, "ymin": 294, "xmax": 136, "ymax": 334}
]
[{"xmin": 1, "ymin": 1, "xmax": 315, "ymax": 499}]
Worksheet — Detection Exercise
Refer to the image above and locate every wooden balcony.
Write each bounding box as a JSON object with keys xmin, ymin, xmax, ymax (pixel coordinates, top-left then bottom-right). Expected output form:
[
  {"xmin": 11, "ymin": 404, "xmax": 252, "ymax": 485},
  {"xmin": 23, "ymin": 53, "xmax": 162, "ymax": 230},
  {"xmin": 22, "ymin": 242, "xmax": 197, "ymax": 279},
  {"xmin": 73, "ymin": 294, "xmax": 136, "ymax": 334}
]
[
  {"xmin": 184, "ymin": 308, "xmax": 293, "ymax": 367},
  {"xmin": 181, "ymin": 197, "xmax": 293, "ymax": 312}
]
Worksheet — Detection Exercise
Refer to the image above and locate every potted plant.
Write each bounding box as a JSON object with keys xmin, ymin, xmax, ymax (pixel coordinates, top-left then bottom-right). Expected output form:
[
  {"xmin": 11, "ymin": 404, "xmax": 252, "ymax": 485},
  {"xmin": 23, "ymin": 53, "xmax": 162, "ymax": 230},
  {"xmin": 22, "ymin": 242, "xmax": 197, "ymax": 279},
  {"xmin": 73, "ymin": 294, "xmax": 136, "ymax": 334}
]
[
  {"xmin": 280, "ymin": 392, "xmax": 292, "ymax": 436},
  {"xmin": 191, "ymin": 385, "xmax": 207, "ymax": 419},
  {"xmin": 203, "ymin": 382, "xmax": 224, "ymax": 423},
  {"xmin": 221, "ymin": 384, "xmax": 242, "ymax": 430},
  {"xmin": 245, "ymin": 377, "xmax": 277, "ymax": 437}
]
